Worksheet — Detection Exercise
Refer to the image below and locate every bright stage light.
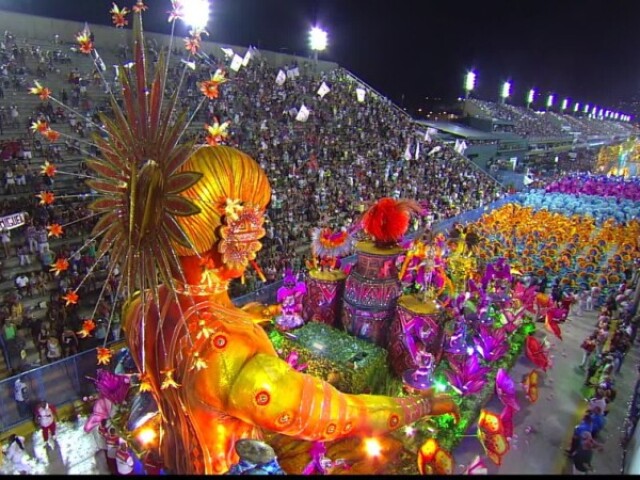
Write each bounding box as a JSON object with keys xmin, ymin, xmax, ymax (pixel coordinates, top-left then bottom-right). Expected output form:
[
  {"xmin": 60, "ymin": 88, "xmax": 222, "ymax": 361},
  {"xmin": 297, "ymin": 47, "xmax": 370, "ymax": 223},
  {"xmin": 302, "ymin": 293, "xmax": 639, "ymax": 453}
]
[
  {"xmin": 364, "ymin": 438, "xmax": 382, "ymax": 458},
  {"xmin": 527, "ymin": 88, "xmax": 535, "ymax": 105},
  {"xmin": 182, "ymin": 0, "xmax": 211, "ymax": 30},
  {"xmin": 592, "ymin": 106, "xmax": 597, "ymax": 116},
  {"xmin": 137, "ymin": 426, "xmax": 158, "ymax": 447},
  {"xmin": 501, "ymin": 81, "xmax": 511, "ymax": 99},
  {"xmin": 583, "ymin": 104, "xmax": 590, "ymax": 113},
  {"xmin": 561, "ymin": 98, "xmax": 568, "ymax": 111},
  {"xmin": 309, "ymin": 26, "xmax": 328, "ymax": 52},
  {"xmin": 465, "ymin": 71, "xmax": 476, "ymax": 92},
  {"xmin": 574, "ymin": 102, "xmax": 580, "ymax": 112},
  {"xmin": 546, "ymin": 94, "xmax": 554, "ymax": 108}
]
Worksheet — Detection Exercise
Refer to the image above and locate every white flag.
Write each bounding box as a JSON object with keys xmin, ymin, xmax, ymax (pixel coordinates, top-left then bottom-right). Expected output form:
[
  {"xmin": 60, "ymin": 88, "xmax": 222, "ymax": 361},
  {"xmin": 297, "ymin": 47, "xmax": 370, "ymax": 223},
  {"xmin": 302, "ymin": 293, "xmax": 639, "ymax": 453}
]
[
  {"xmin": 230, "ymin": 54, "xmax": 243, "ymax": 72},
  {"xmin": 424, "ymin": 130, "xmax": 431, "ymax": 143},
  {"xmin": 428, "ymin": 146, "xmax": 442, "ymax": 157},
  {"xmin": 414, "ymin": 142, "xmax": 421, "ymax": 160},
  {"xmin": 404, "ymin": 143, "xmax": 412, "ymax": 161},
  {"xmin": 292, "ymin": 67, "xmax": 300, "ymax": 77},
  {"xmin": 113, "ymin": 65, "xmax": 119, "ymax": 77},
  {"xmin": 180, "ymin": 58, "xmax": 196, "ymax": 70},
  {"xmin": 454, "ymin": 139, "xmax": 461, "ymax": 153},
  {"xmin": 317, "ymin": 82, "xmax": 330, "ymax": 98},
  {"xmin": 459, "ymin": 140, "xmax": 468, "ymax": 154},
  {"xmin": 523, "ymin": 173, "xmax": 534, "ymax": 186},
  {"xmin": 220, "ymin": 47, "xmax": 234, "ymax": 58},
  {"xmin": 295, "ymin": 104, "xmax": 310, "ymax": 122},
  {"xmin": 356, "ymin": 87, "xmax": 366, "ymax": 103},
  {"xmin": 275, "ymin": 69, "xmax": 286, "ymax": 86},
  {"xmin": 242, "ymin": 49, "xmax": 252, "ymax": 67}
]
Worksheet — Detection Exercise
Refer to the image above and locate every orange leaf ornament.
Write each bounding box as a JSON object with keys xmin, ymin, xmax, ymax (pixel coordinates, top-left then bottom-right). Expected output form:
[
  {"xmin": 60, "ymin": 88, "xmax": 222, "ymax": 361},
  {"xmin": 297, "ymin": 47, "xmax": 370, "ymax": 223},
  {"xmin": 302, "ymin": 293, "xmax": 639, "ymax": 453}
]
[
  {"xmin": 417, "ymin": 437, "xmax": 454, "ymax": 475},
  {"xmin": 138, "ymin": 372, "xmax": 152, "ymax": 392},
  {"xmin": 50, "ymin": 258, "xmax": 69, "ymax": 276},
  {"xmin": 47, "ymin": 223, "xmax": 63, "ymax": 238},
  {"xmin": 37, "ymin": 191, "xmax": 55, "ymax": 205},
  {"xmin": 29, "ymin": 81, "xmax": 51, "ymax": 101},
  {"xmin": 524, "ymin": 335, "xmax": 550, "ymax": 371},
  {"xmin": 110, "ymin": 3, "xmax": 130, "ymax": 28},
  {"xmin": 204, "ymin": 120, "xmax": 230, "ymax": 146},
  {"xmin": 43, "ymin": 129, "xmax": 61, "ymax": 142},
  {"xmin": 77, "ymin": 319, "xmax": 96, "ymax": 338},
  {"xmin": 31, "ymin": 120, "xmax": 48, "ymax": 134},
  {"xmin": 75, "ymin": 31, "xmax": 93, "ymax": 55},
  {"xmin": 96, "ymin": 347, "xmax": 113, "ymax": 365},
  {"xmin": 62, "ymin": 290, "xmax": 79, "ymax": 306},
  {"xmin": 161, "ymin": 369, "xmax": 180, "ymax": 390},
  {"xmin": 476, "ymin": 409, "xmax": 510, "ymax": 466},
  {"xmin": 199, "ymin": 69, "xmax": 226, "ymax": 99},
  {"xmin": 41, "ymin": 161, "xmax": 57, "ymax": 178},
  {"xmin": 522, "ymin": 369, "xmax": 539, "ymax": 403}
]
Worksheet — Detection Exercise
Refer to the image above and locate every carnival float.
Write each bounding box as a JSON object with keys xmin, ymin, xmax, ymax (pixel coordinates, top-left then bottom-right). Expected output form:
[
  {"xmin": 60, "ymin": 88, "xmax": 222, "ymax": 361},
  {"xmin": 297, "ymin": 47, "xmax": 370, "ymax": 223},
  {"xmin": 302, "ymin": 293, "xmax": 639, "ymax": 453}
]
[{"xmin": 21, "ymin": 0, "xmax": 640, "ymax": 475}]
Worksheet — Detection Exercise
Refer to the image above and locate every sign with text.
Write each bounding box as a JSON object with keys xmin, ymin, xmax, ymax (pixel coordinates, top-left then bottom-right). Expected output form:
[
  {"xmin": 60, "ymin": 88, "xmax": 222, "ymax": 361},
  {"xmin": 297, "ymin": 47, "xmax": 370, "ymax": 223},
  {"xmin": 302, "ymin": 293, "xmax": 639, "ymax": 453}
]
[{"xmin": 0, "ymin": 211, "xmax": 27, "ymax": 230}]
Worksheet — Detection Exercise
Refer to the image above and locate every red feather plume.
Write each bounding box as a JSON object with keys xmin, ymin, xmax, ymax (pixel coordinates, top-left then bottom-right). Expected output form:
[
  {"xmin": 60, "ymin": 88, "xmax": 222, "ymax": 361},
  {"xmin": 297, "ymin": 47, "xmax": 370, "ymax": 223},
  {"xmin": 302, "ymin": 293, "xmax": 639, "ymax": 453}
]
[{"xmin": 362, "ymin": 198, "xmax": 421, "ymax": 245}]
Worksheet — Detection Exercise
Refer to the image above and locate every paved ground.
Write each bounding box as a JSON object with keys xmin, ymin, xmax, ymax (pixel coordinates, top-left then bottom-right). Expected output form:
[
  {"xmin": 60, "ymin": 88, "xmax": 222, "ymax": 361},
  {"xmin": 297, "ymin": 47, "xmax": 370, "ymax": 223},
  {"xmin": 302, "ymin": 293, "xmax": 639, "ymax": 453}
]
[{"xmin": 0, "ymin": 308, "xmax": 636, "ymax": 475}]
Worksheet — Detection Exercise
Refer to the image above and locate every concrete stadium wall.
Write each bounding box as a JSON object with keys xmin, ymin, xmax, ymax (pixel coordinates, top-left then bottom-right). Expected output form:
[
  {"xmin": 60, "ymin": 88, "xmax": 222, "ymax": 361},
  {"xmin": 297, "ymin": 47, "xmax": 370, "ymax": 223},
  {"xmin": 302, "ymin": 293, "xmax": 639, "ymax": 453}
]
[{"xmin": 0, "ymin": 9, "xmax": 339, "ymax": 73}]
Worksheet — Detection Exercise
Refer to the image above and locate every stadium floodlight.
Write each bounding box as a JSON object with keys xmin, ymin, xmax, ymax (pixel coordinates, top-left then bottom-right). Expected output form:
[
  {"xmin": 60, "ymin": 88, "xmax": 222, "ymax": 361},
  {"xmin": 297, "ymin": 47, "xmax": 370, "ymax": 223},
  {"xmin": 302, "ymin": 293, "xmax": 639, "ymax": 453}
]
[
  {"xmin": 583, "ymin": 104, "xmax": 590, "ymax": 113},
  {"xmin": 500, "ymin": 81, "xmax": 511, "ymax": 103},
  {"xmin": 309, "ymin": 26, "xmax": 328, "ymax": 52},
  {"xmin": 464, "ymin": 71, "xmax": 476, "ymax": 98},
  {"xmin": 181, "ymin": 0, "xmax": 211, "ymax": 30},
  {"xmin": 598, "ymin": 108, "xmax": 604, "ymax": 118},
  {"xmin": 614, "ymin": 112, "xmax": 619, "ymax": 120},
  {"xmin": 574, "ymin": 102, "xmax": 580, "ymax": 113},
  {"xmin": 546, "ymin": 94, "xmax": 554, "ymax": 110},
  {"xmin": 605, "ymin": 110, "xmax": 610, "ymax": 118},
  {"xmin": 561, "ymin": 98, "xmax": 569, "ymax": 112},
  {"xmin": 526, "ymin": 88, "xmax": 535, "ymax": 108},
  {"xmin": 592, "ymin": 106, "xmax": 597, "ymax": 116}
]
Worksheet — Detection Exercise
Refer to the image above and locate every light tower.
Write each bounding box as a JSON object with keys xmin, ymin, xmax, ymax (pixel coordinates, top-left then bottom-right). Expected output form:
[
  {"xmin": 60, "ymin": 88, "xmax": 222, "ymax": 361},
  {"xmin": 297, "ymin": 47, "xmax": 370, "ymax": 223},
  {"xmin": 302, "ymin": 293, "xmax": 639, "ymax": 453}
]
[{"xmin": 464, "ymin": 70, "xmax": 476, "ymax": 99}]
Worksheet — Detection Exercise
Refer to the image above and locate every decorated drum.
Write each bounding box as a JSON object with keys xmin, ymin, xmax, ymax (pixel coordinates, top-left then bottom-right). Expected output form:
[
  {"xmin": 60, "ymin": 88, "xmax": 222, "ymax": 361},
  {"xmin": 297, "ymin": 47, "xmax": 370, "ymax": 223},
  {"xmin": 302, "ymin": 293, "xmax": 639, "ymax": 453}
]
[
  {"xmin": 303, "ymin": 269, "xmax": 347, "ymax": 328},
  {"xmin": 388, "ymin": 295, "xmax": 448, "ymax": 377},
  {"xmin": 342, "ymin": 241, "xmax": 403, "ymax": 348}
]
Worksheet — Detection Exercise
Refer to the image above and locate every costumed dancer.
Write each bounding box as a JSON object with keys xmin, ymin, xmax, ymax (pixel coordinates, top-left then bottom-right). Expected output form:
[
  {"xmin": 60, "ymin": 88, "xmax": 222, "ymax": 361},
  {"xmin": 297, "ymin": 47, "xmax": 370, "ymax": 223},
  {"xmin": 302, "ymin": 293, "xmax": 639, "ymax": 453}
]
[
  {"xmin": 3, "ymin": 434, "xmax": 32, "ymax": 474},
  {"xmin": 274, "ymin": 269, "xmax": 307, "ymax": 331},
  {"xmin": 115, "ymin": 440, "xmax": 135, "ymax": 476},
  {"xmin": 105, "ymin": 426, "xmax": 120, "ymax": 474},
  {"xmin": 34, "ymin": 401, "xmax": 57, "ymax": 448}
]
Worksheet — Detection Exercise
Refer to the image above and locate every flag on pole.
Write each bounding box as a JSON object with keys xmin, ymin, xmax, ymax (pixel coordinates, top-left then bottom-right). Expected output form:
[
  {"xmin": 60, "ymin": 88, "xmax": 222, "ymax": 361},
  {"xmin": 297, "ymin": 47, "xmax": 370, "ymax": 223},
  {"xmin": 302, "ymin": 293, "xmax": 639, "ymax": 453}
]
[
  {"xmin": 113, "ymin": 65, "xmax": 119, "ymax": 77},
  {"xmin": 295, "ymin": 104, "xmax": 310, "ymax": 122},
  {"xmin": 275, "ymin": 69, "xmax": 286, "ymax": 86},
  {"xmin": 428, "ymin": 146, "xmax": 442, "ymax": 157},
  {"xmin": 356, "ymin": 87, "xmax": 366, "ymax": 103},
  {"xmin": 414, "ymin": 141, "xmax": 421, "ymax": 160},
  {"xmin": 287, "ymin": 67, "xmax": 300, "ymax": 79},
  {"xmin": 454, "ymin": 139, "xmax": 461, "ymax": 153},
  {"xmin": 230, "ymin": 54, "xmax": 243, "ymax": 72},
  {"xmin": 459, "ymin": 140, "xmax": 468, "ymax": 155},
  {"xmin": 424, "ymin": 130, "xmax": 431, "ymax": 143},
  {"xmin": 180, "ymin": 58, "xmax": 196, "ymax": 70},
  {"xmin": 404, "ymin": 143, "xmax": 412, "ymax": 161},
  {"xmin": 242, "ymin": 49, "xmax": 252, "ymax": 67},
  {"xmin": 317, "ymin": 82, "xmax": 331, "ymax": 98},
  {"xmin": 220, "ymin": 47, "xmax": 234, "ymax": 58}
]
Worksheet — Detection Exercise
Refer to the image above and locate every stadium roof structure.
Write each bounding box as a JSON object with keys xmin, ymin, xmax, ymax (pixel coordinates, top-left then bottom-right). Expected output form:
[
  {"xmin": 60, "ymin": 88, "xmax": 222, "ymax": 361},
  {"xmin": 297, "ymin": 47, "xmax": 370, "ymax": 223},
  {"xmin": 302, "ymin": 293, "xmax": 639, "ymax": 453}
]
[{"xmin": 415, "ymin": 119, "xmax": 523, "ymax": 142}]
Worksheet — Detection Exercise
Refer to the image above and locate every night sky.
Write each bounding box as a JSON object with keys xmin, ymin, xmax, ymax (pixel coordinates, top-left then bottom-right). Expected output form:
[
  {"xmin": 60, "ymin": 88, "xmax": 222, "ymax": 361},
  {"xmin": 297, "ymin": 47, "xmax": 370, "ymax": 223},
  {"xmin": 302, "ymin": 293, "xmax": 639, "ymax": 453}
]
[{"xmin": 2, "ymin": 0, "xmax": 639, "ymax": 111}]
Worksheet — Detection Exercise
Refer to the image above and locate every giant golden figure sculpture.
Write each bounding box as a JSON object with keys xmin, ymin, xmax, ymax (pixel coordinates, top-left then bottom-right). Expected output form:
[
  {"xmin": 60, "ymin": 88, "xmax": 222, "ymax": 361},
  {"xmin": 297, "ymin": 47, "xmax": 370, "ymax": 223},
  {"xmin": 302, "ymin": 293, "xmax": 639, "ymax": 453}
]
[{"xmin": 84, "ymin": 2, "xmax": 458, "ymax": 474}]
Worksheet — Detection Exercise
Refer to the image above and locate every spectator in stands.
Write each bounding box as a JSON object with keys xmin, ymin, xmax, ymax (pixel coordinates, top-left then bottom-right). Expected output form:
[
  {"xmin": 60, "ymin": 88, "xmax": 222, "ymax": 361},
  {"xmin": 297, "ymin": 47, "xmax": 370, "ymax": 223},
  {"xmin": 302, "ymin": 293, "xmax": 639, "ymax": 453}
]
[
  {"xmin": 14, "ymin": 273, "xmax": 28, "ymax": 297},
  {"xmin": 0, "ymin": 227, "xmax": 11, "ymax": 258}
]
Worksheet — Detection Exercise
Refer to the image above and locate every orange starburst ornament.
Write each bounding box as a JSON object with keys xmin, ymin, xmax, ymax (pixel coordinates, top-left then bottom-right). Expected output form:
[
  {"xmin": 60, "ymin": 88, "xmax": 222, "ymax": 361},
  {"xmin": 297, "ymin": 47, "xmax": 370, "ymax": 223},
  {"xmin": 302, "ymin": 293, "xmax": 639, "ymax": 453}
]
[
  {"xmin": 196, "ymin": 318, "xmax": 214, "ymax": 340},
  {"xmin": 62, "ymin": 290, "xmax": 79, "ymax": 306},
  {"xmin": 37, "ymin": 191, "xmax": 55, "ymax": 205},
  {"xmin": 184, "ymin": 36, "xmax": 201, "ymax": 55},
  {"xmin": 75, "ymin": 31, "xmax": 93, "ymax": 55},
  {"xmin": 110, "ymin": 3, "xmax": 130, "ymax": 28},
  {"xmin": 132, "ymin": 1, "xmax": 148, "ymax": 13},
  {"xmin": 50, "ymin": 258, "xmax": 69, "ymax": 276},
  {"xmin": 138, "ymin": 372, "xmax": 152, "ymax": 392},
  {"xmin": 204, "ymin": 120, "xmax": 230, "ymax": 146},
  {"xmin": 97, "ymin": 347, "xmax": 113, "ymax": 365},
  {"xmin": 41, "ymin": 161, "xmax": 57, "ymax": 178},
  {"xmin": 30, "ymin": 120, "xmax": 48, "ymax": 134},
  {"xmin": 43, "ymin": 129, "xmax": 61, "ymax": 142},
  {"xmin": 199, "ymin": 70, "xmax": 227, "ymax": 99},
  {"xmin": 47, "ymin": 223, "xmax": 63, "ymax": 238},
  {"xmin": 28, "ymin": 81, "xmax": 51, "ymax": 101},
  {"xmin": 161, "ymin": 369, "xmax": 180, "ymax": 390}
]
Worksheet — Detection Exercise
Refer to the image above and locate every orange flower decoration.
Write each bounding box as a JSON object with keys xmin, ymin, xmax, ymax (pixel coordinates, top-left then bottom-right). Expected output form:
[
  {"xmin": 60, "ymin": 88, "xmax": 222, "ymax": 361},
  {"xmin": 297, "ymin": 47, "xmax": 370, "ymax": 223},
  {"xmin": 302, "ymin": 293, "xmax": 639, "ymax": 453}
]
[
  {"xmin": 138, "ymin": 372, "xmax": 152, "ymax": 392},
  {"xmin": 77, "ymin": 318, "xmax": 96, "ymax": 338},
  {"xmin": 28, "ymin": 81, "xmax": 51, "ymax": 101},
  {"xmin": 198, "ymin": 70, "xmax": 227, "ymax": 99},
  {"xmin": 184, "ymin": 36, "xmax": 201, "ymax": 55},
  {"xmin": 132, "ymin": 1, "xmax": 148, "ymax": 13},
  {"xmin": 62, "ymin": 290, "xmax": 79, "ymax": 306},
  {"xmin": 43, "ymin": 129, "xmax": 61, "ymax": 142},
  {"xmin": 417, "ymin": 438, "xmax": 454, "ymax": 475},
  {"xmin": 204, "ymin": 120, "xmax": 230, "ymax": 146},
  {"xmin": 96, "ymin": 347, "xmax": 113, "ymax": 365},
  {"xmin": 41, "ymin": 161, "xmax": 57, "ymax": 177},
  {"xmin": 50, "ymin": 258, "xmax": 69, "ymax": 276},
  {"xmin": 31, "ymin": 120, "xmax": 48, "ymax": 134},
  {"xmin": 522, "ymin": 369, "xmax": 539, "ymax": 403},
  {"xmin": 476, "ymin": 409, "xmax": 510, "ymax": 466},
  {"xmin": 161, "ymin": 369, "xmax": 180, "ymax": 390},
  {"xmin": 37, "ymin": 191, "xmax": 55, "ymax": 205},
  {"xmin": 110, "ymin": 3, "xmax": 130, "ymax": 28},
  {"xmin": 47, "ymin": 223, "xmax": 63, "ymax": 238},
  {"xmin": 75, "ymin": 32, "xmax": 93, "ymax": 55}
]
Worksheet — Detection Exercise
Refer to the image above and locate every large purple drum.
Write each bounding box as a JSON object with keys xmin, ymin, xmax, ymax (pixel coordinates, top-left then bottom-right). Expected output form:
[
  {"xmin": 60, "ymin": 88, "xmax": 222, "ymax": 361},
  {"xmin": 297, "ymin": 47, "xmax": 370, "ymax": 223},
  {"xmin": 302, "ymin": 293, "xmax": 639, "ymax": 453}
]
[{"xmin": 302, "ymin": 269, "xmax": 346, "ymax": 328}]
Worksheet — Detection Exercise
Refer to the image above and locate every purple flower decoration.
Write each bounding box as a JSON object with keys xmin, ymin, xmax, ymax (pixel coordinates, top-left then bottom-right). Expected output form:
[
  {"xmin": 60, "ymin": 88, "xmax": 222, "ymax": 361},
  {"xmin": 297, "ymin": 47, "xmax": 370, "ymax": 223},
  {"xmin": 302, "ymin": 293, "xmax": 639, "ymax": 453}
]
[
  {"xmin": 482, "ymin": 257, "xmax": 512, "ymax": 290},
  {"xmin": 94, "ymin": 368, "xmax": 131, "ymax": 404},
  {"xmin": 475, "ymin": 325, "xmax": 509, "ymax": 362},
  {"xmin": 445, "ymin": 353, "xmax": 490, "ymax": 396},
  {"xmin": 495, "ymin": 368, "xmax": 520, "ymax": 411}
]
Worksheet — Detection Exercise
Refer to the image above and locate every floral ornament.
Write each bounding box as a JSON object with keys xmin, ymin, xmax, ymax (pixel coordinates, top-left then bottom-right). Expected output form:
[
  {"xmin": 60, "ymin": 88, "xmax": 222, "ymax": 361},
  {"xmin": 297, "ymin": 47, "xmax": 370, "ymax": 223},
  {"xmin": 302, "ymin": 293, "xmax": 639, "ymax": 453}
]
[
  {"xmin": 204, "ymin": 119, "xmax": 230, "ymax": 146},
  {"xmin": 544, "ymin": 308, "xmax": 564, "ymax": 341},
  {"xmin": 50, "ymin": 258, "xmax": 69, "ymax": 276},
  {"xmin": 96, "ymin": 347, "xmax": 113, "ymax": 365},
  {"xmin": 62, "ymin": 290, "xmax": 79, "ymax": 306},
  {"xmin": 110, "ymin": 3, "xmax": 130, "ymax": 28},
  {"xmin": 417, "ymin": 437, "xmax": 454, "ymax": 475},
  {"xmin": 43, "ymin": 129, "xmax": 61, "ymax": 142},
  {"xmin": 463, "ymin": 455, "xmax": 488, "ymax": 475},
  {"xmin": 218, "ymin": 203, "xmax": 265, "ymax": 271},
  {"xmin": 47, "ymin": 223, "xmax": 63, "ymax": 238},
  {"xmin": 476, "ymin": 409, "xmax": 510, "ymax": 466},
  {"xmin": 31, "ymin": 120, "xmax": 48, "ymax": 134},
  {"xmin": 28, "ymin": 81, "xmax": 51, "ymax": 101},
  {"xmin": 190, "ymin": 352, "xmax": 208, "ymax": 371},
  {"xmin": 132, "ymin": 1, "xmax": 148, "ymax": 13},
  {"xmin": 138, "ymin": 372, "xmax": 152, "ymax": 392},
  {"xmin": 37, "ymin": 191, "xmax": 55, "ymax": 205},
  {"xmin": 161, "ymin": 369, "xmax": 180, "ymax": 389},
  {"xmin": 224, "ymin": 198, "xmax": 243, "ymax": 222},
  {"xmin": 522, "ymin": 369, "xmax": 539, "ymax": 403},
  {"xmin": 524, "ymin": 335, "xmax": 550, "ymax": 371},
  {"xmin": 195, "ymin": 318, "xmax": 214, "ymax": 340},
  {"xmin": 184, "ymin": 36, "xmax": 201, "ymax": 55},
  {"xmin": 474, "ymin": 325, "xmax": 509, "ymax": 363},
  {"xmin": 445, "ymin": 353, "xmax": 490, "ymax": 397},
  {"xmin": 167, "ymin": 0, "xmax": 184, "ymax": 22},
  {"xmin": 41, "ymin": 161, "xmax": 57, "ymax": 178},
  {"xmin": 77, "ymin": 319, "xmax": 97, "ymax": 338},
  {"xmin": 495, "ymin": 368, "xmax": 520, "ymax": 412},
  {"xmin": 75, "ymin": 30, "xmax": 94, "ymax": 55},
  {"xmin": 285, "ymin": 350, "xmax": 308, "ymax": 372},
  {"xmin": 198, "ymin": 69, "xmax": 227, "ymax": 99}
]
